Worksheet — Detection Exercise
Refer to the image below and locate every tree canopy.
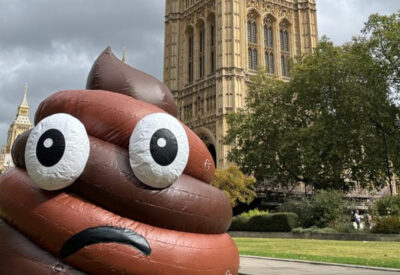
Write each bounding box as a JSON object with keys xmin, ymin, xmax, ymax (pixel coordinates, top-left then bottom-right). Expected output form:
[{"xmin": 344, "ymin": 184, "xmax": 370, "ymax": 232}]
[
  {"xmin": 225, "ymin": 11, "xmax": 400, "ymax": 191},
  {"xmin": 363, "ymin": 11, "xmax": 400, "ymax": 94}
]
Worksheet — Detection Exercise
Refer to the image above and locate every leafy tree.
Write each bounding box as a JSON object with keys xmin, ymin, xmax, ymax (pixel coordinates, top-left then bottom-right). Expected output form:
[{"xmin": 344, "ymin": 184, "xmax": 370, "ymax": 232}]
[
  {"xmin": 362, "ymin": 11, "xmax": 400, "ymax": 94},
  {"xmin": 279, "ymin": 190, "xmax": 347, "ymax": 228},
  {"xmin": 371, "ymin": 195, "xmax": 400, "ymax": 217},
  {"xmin": 211, "ymin": 165, "xmax": 256, "ymax": 207},
  {"xmin": 226, "ymin": 37, "xmax": 400, "ymax": 191}
]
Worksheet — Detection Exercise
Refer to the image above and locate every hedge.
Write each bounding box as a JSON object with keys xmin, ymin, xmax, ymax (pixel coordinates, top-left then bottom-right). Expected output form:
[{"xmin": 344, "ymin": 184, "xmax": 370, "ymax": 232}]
[
  {"xmin": 230, "ymin": 212, "xmax": 299, "ymax": 232},
  {"xmin": 372, "ymin": 216, "xmax": 400, "ymax": 234}
]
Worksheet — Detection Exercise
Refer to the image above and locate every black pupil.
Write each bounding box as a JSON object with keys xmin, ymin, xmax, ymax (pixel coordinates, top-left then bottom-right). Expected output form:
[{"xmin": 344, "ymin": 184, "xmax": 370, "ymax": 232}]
[
  {"xmin": 150, "ymin": 128, "xmax": 178, "ymax": 166},
  {"xmin": 36, "ymin": 129, "xmax": 66, "ymax": 167}
]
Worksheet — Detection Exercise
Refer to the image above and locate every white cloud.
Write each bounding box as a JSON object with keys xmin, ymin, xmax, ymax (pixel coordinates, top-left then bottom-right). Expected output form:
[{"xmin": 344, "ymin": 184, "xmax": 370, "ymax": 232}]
[{"xmin": 0, "ymin": 0, "xmax": 398, "ymax": 148}]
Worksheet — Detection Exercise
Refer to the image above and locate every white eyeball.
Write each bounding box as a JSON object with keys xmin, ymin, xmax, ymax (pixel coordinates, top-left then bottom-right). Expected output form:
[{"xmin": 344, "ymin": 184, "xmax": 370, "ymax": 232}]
[
  {"xmin": 129, "ymin": 113, "xmax": 189, "ymax": 189},
  {"xmin": 25, "ymin": 113, "xmax": 90, "ymax": 191}
]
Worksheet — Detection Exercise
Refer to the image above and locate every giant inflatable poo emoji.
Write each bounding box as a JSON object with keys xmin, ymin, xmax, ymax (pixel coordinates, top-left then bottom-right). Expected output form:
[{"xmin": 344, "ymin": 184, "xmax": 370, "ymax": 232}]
[{"xmin": 0, "ymin": 47, "xmax": 240, "ymax": 275}]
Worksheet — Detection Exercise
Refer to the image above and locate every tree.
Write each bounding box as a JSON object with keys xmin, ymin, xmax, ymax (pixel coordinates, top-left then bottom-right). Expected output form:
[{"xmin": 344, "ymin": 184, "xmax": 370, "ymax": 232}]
[
  {"xmin": 211, "ymin": 165, "xmax": 256, "ymax": 207},
  {"xmin": 225, "ymin": 37, "xmax": 400, "ymax": 191},
  {"xmin": 362, "ymin": 11, "xmax": 400, "ymax": 94},
  {"xmin": 279, "ymin": 190, "xmax": 347, "ymax": 228}
]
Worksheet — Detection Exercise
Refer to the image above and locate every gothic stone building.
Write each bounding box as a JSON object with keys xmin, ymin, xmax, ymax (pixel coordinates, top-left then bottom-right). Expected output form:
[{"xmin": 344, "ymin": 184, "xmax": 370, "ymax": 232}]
[
  {"xmin": 0, "ymin": 85, "xmax": 32, "ymax": 171},
  {"xmin": 164, "ymin": 0, "xmax": 318, "ymax": 168}
]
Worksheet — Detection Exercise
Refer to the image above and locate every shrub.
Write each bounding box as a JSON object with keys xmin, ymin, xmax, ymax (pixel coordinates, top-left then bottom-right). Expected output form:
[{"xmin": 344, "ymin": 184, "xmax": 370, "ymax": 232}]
[
  {"xmin": 372, "ymin": 216, "xmax": 400, "ymax": 234},
  {"xmin": 211, "ymin": 166, "xmax": 256, "ymax": 207},
  {"xmin": 329, "ymin": 214, "xmax": 357, "ymax": 233},
  {"xmin": 372, "ymin": 196, "xmax": 400, "ymax": 217},
  {"xmin": 230, "ymin": 216, "xmax": 250, "ymax": 231},
  {"xmin": 247, "ymin": 212, "xmax": 299, "ymax": 232},
  {"xmin": 292, "ymin": 226, "xmax": 337, "ymax": 234},
  {"xmin": 237, "ymin": 208, "xmax": 269, "ymax": 218},
  {"xmin": 230, "ymin": 212, "xmax": 299, "ymax": 232},
  {"xmin": 279, "ymin": 190, "xmax": 347, "ymax": 228},
  {"xmin": 278, "ymin": 196, "xmax": 311, "ymax": 226}
]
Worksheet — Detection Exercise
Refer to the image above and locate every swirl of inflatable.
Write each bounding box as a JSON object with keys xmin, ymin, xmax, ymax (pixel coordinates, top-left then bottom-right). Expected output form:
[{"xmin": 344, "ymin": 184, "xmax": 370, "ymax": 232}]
[{"xmin": 0, "ymin": 47, "xmax": 239, "ymax": 275}]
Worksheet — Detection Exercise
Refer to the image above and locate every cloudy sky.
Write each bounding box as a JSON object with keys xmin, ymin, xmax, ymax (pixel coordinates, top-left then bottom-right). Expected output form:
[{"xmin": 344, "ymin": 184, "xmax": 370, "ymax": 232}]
[{"xmin": 0, "ymin": 0, "xmax": 399, "ymax": 147}]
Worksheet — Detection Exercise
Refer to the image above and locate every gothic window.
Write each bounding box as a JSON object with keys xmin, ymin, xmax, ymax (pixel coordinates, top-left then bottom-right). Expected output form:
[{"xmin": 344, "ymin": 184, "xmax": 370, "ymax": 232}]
[
  {"xmin": 253, "ymin": 50, "xmax": 258, "ymax": 70},
  {"xmin": 206, "ymin": 94, "xmax": 216, "ymax": 114},
  {"xmin": 265, "ymin": 52, "xmax": 274, "ymax": 74},
  {"xmin": 198, "ymin": 22, "xmax": 205, "ymax": 78},
  {"xmin": 264, "ymin": 21, "xmax": 273, "ymax": 48},
  {"xmin": 247, "ymin": 11, "xmax": 258, "ymax": 71},
  {"xmin": 264, "ymin": 16, "xmax": 274, "ymax": 74},
  {"xmin": 280, "ymin": 21, "xmax": 290, "ymax": 77},
  {"xmin": 248, "ymin": 48, "xmax": 253, "ymax": 69},
  {"xmin": 187, "ymin": 28, "xmax": 194, "ymax": 83},
  {"xmin": 210, "ymin": 20, "xmax": 216, "ymax": 73}
]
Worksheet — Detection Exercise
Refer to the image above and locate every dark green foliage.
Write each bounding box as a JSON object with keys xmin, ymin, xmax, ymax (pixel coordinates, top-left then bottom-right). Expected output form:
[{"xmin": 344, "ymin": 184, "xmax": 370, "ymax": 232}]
[
  {"xmin": 248, "ymin": 213, "xmax": 299, "ymax": 232},
  {"xmin": 372, "ymin": 216, "xmax": 400, "ymax": 234},
  {"xmin": 229, "ymin": 216, "xmax": 249, "ymax": 231},
  {"xmin": 292, "ymin": 226, "xmax": 337, "ymax": 234},
  {"xmin": 278, "ymin": 196, "xmax": 311, "ymax": 226},
  {"xmin": 328, "ymin": 214, "xmax": 357, "ymax": 233},
  {"xmin": 372, "ymin": 196, "xmax": 400, "ymax": 217},
  {"xmin": 225, "ymin": 12, "xmax": 400, "ymax": 192},
  {"xmin": 230, "ymin": 212, "xmax": 299, "ymax": 232},
  {"xmin": 279, "ymin": 190, "xmax": 347, "ymax": 228},
  {"xmin": 362, "ymin": 11, "xmax": 400, "ymax": 93}
]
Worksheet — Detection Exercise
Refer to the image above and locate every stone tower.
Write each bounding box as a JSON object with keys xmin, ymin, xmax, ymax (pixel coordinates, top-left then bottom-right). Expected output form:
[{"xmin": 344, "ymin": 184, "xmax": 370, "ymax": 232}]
[
  {"xmin": 164, "ymin": 0, "xmax": 318, "ymax": 168},
  {"xmin": 0, "ymin": 84, "xmax": 32, "ymax": 171}
]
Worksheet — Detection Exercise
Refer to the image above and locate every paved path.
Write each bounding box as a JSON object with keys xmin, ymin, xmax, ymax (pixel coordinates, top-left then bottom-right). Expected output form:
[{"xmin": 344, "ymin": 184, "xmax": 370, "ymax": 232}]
[{"xmin": 239, "ymin": 256, "xmax": 400, "ymax": 275}]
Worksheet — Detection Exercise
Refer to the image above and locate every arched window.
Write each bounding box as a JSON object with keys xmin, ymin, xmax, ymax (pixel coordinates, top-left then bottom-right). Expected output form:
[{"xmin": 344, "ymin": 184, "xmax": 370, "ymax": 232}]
[
  {"xmin": 264, "ymin": 16, "xmax": 274, "ymax": 74},
  {"xmin": 187, "ymin": 27, "xmax": 194, "ymax": 83},
  {"xmin": 280, "ymin": 21, "xmax": 290, "ymax": 77},
  {"xmin": 208, "ymin": 14, "xmax": 216, "ymax": 74},
  {"xmin": 247, "ymin": 11, "xmax": 258, "ymax": 71},
  {"xmin": 198, "ymin": 21, "xmax": 205, "ymax": 78}
]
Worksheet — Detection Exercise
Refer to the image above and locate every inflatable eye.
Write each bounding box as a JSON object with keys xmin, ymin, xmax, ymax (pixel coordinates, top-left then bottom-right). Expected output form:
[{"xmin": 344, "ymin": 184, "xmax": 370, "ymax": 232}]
[
  {"xmin": 129, "ymin": 113, "xmax": 189, "ymax": 189},
  {"xmin": 25, "ymin": 113, "xmax": 90, "ymax": 191}
]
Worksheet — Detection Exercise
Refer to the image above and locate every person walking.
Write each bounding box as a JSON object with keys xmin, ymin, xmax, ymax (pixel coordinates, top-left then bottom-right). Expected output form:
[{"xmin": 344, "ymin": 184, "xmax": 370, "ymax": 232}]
[{"xmin": 354, "ymin": 210, "xmax": 361, "ymax": 230}]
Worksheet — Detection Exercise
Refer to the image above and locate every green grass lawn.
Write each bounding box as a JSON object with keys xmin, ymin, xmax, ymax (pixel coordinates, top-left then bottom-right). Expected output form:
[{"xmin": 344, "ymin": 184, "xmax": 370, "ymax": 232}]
[{"xmin": 234, "ymin": 238, "xmax": 400, "ymax": 269}]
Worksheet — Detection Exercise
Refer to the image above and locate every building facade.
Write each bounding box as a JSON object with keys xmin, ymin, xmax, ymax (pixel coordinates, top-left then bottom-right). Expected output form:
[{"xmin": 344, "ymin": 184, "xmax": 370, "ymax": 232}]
[
  {"xmin": 0, "ymin": 85, "xmax": 32, "ymax": 171},
  {"xmin": 164, "ymin": 0, "xmax": 318, "ymax": 167}
]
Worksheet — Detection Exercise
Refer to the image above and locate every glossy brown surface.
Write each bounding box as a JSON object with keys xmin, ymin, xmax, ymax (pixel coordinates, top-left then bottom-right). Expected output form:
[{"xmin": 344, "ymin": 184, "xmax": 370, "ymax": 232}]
[
  {"xmin": 87, "ymin": 47, "xmax": 177, "ymax": 117},
  {"xmin": 11, "ymin": 129, "xmax": 31, "ymax": 169},
  {"xmin": 0, "ymin": 218, "xmax": 84, "ymax": 275},
  {"xmin": 11, "ymin": 133, "xmax": 231, "ymax": 233},
  {"xmin": 34, "ymin": 89, "xmax": 215, "ymax": 184},
  {"xmin": 74, "ymin": 136, "xmax": 231, "ymax": 234},
  {"xmin": 0, "ymin": 168, "xmax": 239, "ymax": 275}
]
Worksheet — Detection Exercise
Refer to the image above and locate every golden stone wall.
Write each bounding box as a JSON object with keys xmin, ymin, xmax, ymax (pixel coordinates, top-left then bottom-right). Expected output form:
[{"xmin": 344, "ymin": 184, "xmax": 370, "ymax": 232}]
[
  {"xmin": 0, "ymin": 87, "xmax": 32, "ymax": 171},
  {"xmin": 164, "ymin": 0, "xmax": 318, "ymax": 168}
]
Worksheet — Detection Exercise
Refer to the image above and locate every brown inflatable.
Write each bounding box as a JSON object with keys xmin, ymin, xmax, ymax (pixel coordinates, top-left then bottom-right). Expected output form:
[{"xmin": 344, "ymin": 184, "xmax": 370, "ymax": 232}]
[
  {"xmin": 0, "ymin": 47, "xmax": 239, "ymax": 274},
  {"xmin": 34, "ymin": 90, "xmax": 215, "ymax": 184},
  {"xmin": 0, "ymin": 218, "xmax": 83, "ymax": 275},
  {"xmin": 0, "ymin": 169, "xmax": 238, "ymax": 275},
  {"xmin": 87, "ymin": 46, "xmax": 177, "ymax": 117}
]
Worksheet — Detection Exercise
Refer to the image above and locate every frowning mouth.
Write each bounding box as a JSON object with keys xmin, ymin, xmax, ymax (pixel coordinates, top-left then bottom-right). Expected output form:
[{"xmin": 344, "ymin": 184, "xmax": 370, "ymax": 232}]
[{"xmin": 59, "ymin": 226, "xmax": 151, "ymax": 259}]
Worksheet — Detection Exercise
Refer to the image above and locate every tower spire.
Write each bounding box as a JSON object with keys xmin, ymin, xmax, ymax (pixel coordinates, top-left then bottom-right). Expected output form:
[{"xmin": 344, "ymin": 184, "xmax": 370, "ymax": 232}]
[
  {"xmin": 122, "ymin": 47, "xmax": 127, "ymax": 63},
  {"xmin": 20, "ymin": 83, "xmax": 29, "ymax": 109}
]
